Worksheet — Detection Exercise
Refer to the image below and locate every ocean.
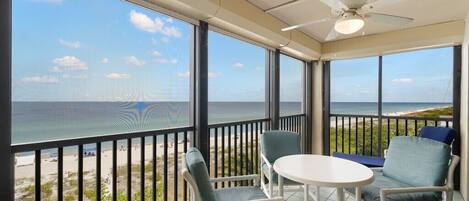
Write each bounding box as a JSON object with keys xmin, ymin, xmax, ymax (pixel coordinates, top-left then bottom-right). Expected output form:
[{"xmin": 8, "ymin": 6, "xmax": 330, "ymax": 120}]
[{"xmin": 12, "ymin": 102, "xmax": 451, "ymax": 144}]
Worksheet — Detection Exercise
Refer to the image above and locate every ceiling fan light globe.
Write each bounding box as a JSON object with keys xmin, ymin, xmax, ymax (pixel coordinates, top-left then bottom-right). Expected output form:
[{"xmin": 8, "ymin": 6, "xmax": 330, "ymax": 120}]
[{"xmin": 334, "ymin": 16, "xmax": 364, "ymax": 34}]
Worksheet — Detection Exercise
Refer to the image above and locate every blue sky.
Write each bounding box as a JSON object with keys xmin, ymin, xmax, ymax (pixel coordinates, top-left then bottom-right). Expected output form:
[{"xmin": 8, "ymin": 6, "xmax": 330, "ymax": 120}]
[
  {"xmin": 12, "ymin": 0, "xmax": 303, "ymax": 102},
  {"xmin": 331, "ymin": 47, "xmax": 453, "ymax": 103},
  {"xmin": 13, "ymin": 0, "xmax": 450, "ymax": 103}
]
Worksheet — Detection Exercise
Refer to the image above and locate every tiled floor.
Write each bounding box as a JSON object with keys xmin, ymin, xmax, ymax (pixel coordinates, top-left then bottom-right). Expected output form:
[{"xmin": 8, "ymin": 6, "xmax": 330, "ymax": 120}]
[{"xmin": 281, "ymin": 186, "xmax": 465, "ymax": 201}]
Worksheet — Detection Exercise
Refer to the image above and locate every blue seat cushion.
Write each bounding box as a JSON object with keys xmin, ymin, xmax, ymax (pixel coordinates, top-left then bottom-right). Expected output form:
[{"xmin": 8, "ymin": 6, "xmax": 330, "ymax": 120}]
[
  {"xmin": 348, "ymin": 170, "xmax": 441, "ymax": 201},
  {"xmin": 383, "ymin": 136, "xmax": 451, "ymax": 187},
  {"xmin": 214, "ymin": 187, "xmax": 268, "ymax": 201},
  {"xmin": 419, "ymin": 126, "xmax": 456, "ymax": 145},
  {"xmin": 260, "ymin": 130, "xmax": 301, "ymax": 163},
  {"xmin": 333, "ymin": 152, "xmax": 385, "ymax": 167},
  {"xmin": 185, "ymin": 148, "xmax": 216, "ymax": 201}
]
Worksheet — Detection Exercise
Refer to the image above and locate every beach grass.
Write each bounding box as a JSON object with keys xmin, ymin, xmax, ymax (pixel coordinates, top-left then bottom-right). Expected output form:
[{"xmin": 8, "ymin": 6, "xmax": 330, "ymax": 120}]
[{"xmin": 329, "ymin": 107, "xmax": 453, "ymax": 156}]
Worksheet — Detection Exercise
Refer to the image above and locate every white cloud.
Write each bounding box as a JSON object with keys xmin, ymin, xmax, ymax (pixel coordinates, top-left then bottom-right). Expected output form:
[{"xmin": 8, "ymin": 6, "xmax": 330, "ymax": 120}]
[
  {"xmin": 101, "ymin": 58, "xmax": 109, "ymax": 64},
  {"xmin": 208, "ymin": 72, "xmax": 222, "ymax": 78},
  {"xmin": 129, "ymin": 10, "xmax": 182, "ymax": 37},
  {"xmin": 177, "ymin": 71, "xmax": 190, "ymax": 78},
  {"xmin": 125, "ymin": 56, "xmax": 146, "ymax": 66},
  {"xmin": 58, "ymin": 38, "xmax": 81, "ymax": 49},
  {"xmin": 151, "ymin": 51, "xmax": 161, "ymax": 57},
  {"xmin": 166, "ymin": 17, "xmax": 174, "ymax": 23},
  {"xmin": 52, "ymin": 56, "xmax": 88, "ymax": 71},
  {"xmin": 22, "ymin": 75, "xmax": 58, "ymax": 84},
  {"xmin": 155, "ymin": 58, "xmax": 178, "ymax": 64},
  {"xmin": 232, "ymin": 62, "xmax": 244, "ymax": 68},
  {"xmin": 63, "ymin": 74, "xmax": 88, "ymax": 80},
  {"xmin": 392, "ymin": 78, "xmax": 413, "ymax": 84},
  {"xmin": 49, "ymin": 66, "xmax": 63, "ymax": 73},
  {"xmin": 106, "ymin": 73, "xmax": 131, "ymax": 80}
]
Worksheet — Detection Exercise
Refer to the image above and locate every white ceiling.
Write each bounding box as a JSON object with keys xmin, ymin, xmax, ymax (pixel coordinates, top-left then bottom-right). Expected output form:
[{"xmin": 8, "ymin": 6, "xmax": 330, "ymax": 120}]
[{"xmin": 248, "ymin": 0, "xmax": 469, "ymax": 42}]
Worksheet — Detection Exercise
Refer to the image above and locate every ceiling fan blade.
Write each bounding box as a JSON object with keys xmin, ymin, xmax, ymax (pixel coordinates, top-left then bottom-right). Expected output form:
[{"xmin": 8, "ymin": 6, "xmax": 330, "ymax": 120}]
[
  {"xmin": 366, "ymin": 12, "xmax": 413, "ymax": 25},
  {"xmin": 325, "ymin": 28, "xmax": 340, "ymax": 41},
  {"xmin": 341, "ymin": 0, "xmax": 376, "ymax": 9},
  {"xmin": 282, "ymin": 18, "xmax": 335, "ymax": 31},
  {"xmin": 320, "ymin": 0, "xmax": 349, "ymax": 11}
]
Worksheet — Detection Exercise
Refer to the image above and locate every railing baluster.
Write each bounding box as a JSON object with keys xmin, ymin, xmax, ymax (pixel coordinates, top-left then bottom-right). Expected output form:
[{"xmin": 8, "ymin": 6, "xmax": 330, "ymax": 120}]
[
  {"xmin": 362, "ymin": 117, "xmax": 365, "ymax": 155},
  {"xmin": 183, "ymin": 131, "xmax": 188, "ymax": 201},
  {"xmin": 141, "ymin": 137, "xmax": 145, "ymax": 201},
  {"xmin": 250, "ymin": 123, "xmax": 254, "ymax": 181},
  {"xmin": 446, "ymin": 121, "xmax": 449, "ymax": 128},
  {"xmin": 97, "ymin": 142, "xmax": 102, "ymax": 201},
  {"xmin": 425, "ymin": 120, "xmax": 428, "ymax": 126},
  {"xmin": 127, "ymin": 139, "xmax": 132, "ymax": 201},
  {"xmin": 78, "ymin": 145, "xmax": 83, "ymax": 201},
  {"xmin": 414, "ymin": 120, "xmax": 418, "ymax": 136},
  {"xmin": 341, "ymin": 116, "xmax": 344, "ymax": 153},
  {"xmin": 370, "ymin": 118, "xmax": 373, "ymax": 156},
  {"xmin": 174, "ymin": 132, "xmax": 178, "ymax": 200},
  {"xmin": 221, "ymin": 127, "xmax": 225, "ymax": 188},
  {"xmin": 405, "ymin": 119, "xmax": 408, "ymax": 136},
  {"xmin": 255, "ymin": 122, "xmax": 259, "ymax": 174},
  {"xmin": 244, "ymin": 124, "xmax": 249, "ymax": 186},
  {"xmin": 387, "ymin": 118, "xmax": 390, "ymax": 147},
  {"xmin": 355, "ymin": 117, "xmax": 358, "ymax": 154},
  {"xmin": 228, "ymin": 126, "xmax": 232, "ymax": 187},
  {"xmin": 234, "ymin": 125, "xmax": 238, "ymax": 186},
  {"xmin": 335, "ymin": 116, "xmax": 338, "ymax": 153},
  {"xmin": 164, "ymin": 133, "xmax": 168, "ymax": 201},
  {"xmin": 214, "ymin": 128, "xmax": 218, "ymax": 188},
  {"xmin": 35, "ymin": 150, "xmax": 41, "ymax": 201},
  {"xmin": 348, "ymin": 117, "xmax": 351, "ymax": 154},
  {"xmin": 434, "ymin": 120, "xmax": 438, "ymax": 127},
  {"xmin": 58, "ymin": 147, "xmax": 63, "ymax": 201},
  {"xmin": 112, "ymin": 141, "xmax": 117, "ymax": 201},
  {"xmin": 396, "ymin": 118, "xmax": 399, "ymax": 136},
  {"xmin": 152, "ymin": 136, "xmax": 157, "ymax": 201}
]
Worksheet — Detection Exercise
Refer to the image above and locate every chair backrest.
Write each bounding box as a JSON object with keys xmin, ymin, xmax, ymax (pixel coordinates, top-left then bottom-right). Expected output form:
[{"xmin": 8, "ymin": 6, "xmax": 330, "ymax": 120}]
[
  {"xmin": 183, "ymin": 148, "xmax": 215, "ymax": 201},
  {"xmin": 260, "ymin": 130, "xmax": 301, "ymax": 163},
  {"xmin": 383, "ymin": 136, "xmax": 451, "ymax": 187},
  {"xmin": 419, "ymin": 126, "xmax": 456, "ymax": 145}
]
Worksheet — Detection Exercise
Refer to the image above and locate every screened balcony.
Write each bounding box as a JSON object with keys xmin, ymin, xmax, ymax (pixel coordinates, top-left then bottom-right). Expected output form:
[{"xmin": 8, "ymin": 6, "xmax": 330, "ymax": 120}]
[{"xmin": 1, "ymin": 0, "xmax": 469, "ymax": 201}]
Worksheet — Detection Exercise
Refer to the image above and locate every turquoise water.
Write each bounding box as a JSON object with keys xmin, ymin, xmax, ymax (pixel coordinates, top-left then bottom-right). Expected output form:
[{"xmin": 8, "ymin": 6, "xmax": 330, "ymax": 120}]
[{"xmin": 12, "ymin": 102, "xmax": 450, "ymax": 144}]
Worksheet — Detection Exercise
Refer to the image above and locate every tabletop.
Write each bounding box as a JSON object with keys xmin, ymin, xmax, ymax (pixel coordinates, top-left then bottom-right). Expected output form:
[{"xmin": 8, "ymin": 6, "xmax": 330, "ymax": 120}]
[{"xmin": 273, "ymin": 154, "xmax": 374, "ymax": 188}]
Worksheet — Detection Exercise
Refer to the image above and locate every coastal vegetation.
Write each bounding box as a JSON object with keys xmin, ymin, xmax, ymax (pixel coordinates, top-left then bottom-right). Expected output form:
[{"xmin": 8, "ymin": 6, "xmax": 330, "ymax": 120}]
[{"xmin": 329, "ymin": 107, "xmax": 453, "ymax": 156}]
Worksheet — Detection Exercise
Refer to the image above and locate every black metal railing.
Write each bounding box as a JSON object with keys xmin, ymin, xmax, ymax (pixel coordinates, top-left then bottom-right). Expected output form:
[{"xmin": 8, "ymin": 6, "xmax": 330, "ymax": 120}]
[
  {"xmin": 328, "ymin": 114, "xmax": 453, "ymax": 156},
  {"xmin": 280, "ymin": 114, "xmax": 306, "ymax": 137},
  {"xmin": 13, "ymin": 114, "xmax": 308, "ymax": 201},
  {"xmin": 13, "ymin": 126, "xmax": 194, "ymax": 201},
  {"xmin": 208, "ymin": 118, "xmax": 270, "ymax": 188},
  {"xmin": 207, "ymin": 114, "xmax": 307, "ymax": 188}
]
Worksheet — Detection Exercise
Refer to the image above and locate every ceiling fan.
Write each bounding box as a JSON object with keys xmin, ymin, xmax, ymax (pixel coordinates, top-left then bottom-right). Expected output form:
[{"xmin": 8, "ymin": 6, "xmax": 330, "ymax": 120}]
[{"xmin": 281, "ymin": 0, "xmax": 414, "ymax": 41}]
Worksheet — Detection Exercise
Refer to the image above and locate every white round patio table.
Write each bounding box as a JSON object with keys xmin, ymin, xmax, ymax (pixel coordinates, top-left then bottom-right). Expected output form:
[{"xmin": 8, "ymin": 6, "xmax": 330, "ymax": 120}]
[{"xmin": 273, "ymin": 154, "xmax": 374, "ymax": 201}]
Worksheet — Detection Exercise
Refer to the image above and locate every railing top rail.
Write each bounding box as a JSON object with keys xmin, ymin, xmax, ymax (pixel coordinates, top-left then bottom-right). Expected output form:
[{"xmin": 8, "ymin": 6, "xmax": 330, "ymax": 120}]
[
  {"xmin": 330, "ymin": 113, "xmax": 453, "ymax": 121},
  {"xmin": 279, "ymin": 113, "xmax": 306, "ymax": 118},
  {"xmin": 329, "ymin": 113, "xmax": 379, "ymax": 118},
  {"xmin": 208, "ymin": 118, "xmax": 270, "ymax": 129},
  {"xmin": 12, "ymin": 126, "xmax": 194, "ymax": 153}
]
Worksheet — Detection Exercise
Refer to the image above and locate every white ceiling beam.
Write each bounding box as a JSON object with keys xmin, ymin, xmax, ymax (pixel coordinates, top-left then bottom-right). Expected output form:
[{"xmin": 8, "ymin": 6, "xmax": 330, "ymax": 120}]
[{"xmin": 264, "ymin": 0, "xmax": 305, "ymax": 13}]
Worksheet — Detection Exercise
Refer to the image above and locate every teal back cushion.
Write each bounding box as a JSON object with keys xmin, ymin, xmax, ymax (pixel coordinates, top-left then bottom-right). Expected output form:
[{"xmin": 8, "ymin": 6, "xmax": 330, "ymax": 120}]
[
  {"xmin": 261, "ymin": 130, "xmax": 301, "ymax": 163},
  {"xmin": 383, "ymin": 136, "xmax": 451, "ymax": 187},
  {"xmin": 185, "ymin": 148, "xmax": 215, "ymax": 201}
]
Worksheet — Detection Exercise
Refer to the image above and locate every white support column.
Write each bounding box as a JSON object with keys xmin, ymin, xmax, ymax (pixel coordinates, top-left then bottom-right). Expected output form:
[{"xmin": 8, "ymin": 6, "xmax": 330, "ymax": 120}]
[{"xmin": 312, "ymin": 61, "xmax": 324, "ymax": 155}]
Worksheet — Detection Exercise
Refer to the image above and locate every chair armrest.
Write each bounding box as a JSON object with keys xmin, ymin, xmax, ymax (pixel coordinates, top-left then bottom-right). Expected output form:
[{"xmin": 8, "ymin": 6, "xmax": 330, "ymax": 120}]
[
  {"xmin": 261, "ymin": 153, "xmax": 272, "ymax": 169},
  {"xmin": 381, "ymin": 186, "xmax": 448, "ymax": 195},
  {"xmin": 371, "ymin": 167, "xmax": 383, "ymax": 172},
  {"xmin": 210, "ymin": 174, "xmax": 259, "ymax": 183},
  {"xmin": 251, "ymin": 196, "xmax": 284, "ymax": 201}
]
